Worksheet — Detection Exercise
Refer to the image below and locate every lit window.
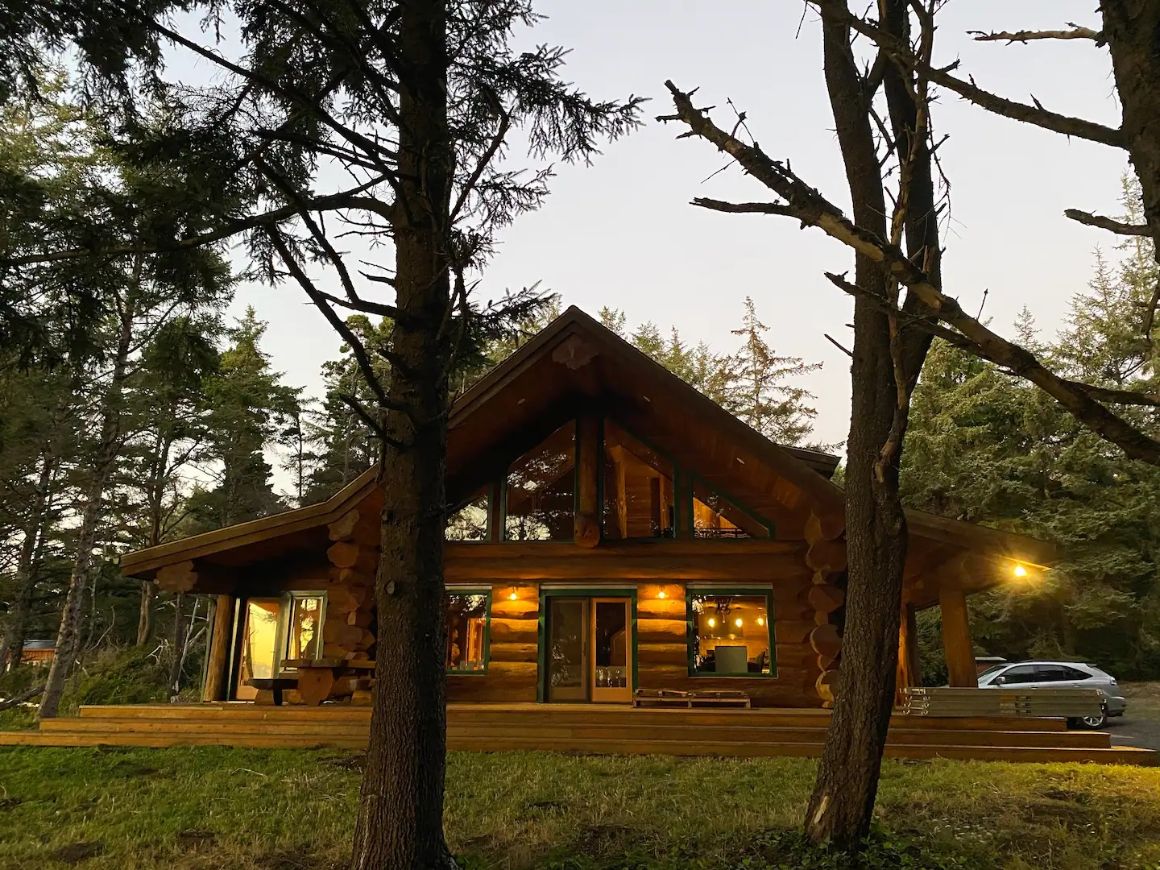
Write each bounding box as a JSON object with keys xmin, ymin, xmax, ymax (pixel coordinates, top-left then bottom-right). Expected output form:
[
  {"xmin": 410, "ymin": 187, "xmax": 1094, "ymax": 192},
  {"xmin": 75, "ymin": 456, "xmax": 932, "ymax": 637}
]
[
  {"xmin": 446, "ymin": 591, "xmax": 490, "ymax": 673},
  {"xmin": 446, "ymin": 487, "xmax": 489, "ymax": 542},
  {"xmin": 504, "ymin": 422, "xmax": 575, "ymax": 541},
  {"xmin": 689, "ymin": 592, "xmax": 773, "ymax": 676},
  {"xmin": 602, "ymin": 421, "xmax": 675, "ymax": 539},
  {"xmin": 692, "ymin": 481, "xmax": 769, "ymax": 539}
]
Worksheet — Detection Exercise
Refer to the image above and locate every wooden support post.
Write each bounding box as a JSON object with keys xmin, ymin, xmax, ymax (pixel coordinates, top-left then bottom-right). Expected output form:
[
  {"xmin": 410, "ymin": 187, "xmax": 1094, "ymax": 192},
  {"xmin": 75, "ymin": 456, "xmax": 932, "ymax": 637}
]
[
  {"xmin": 574, "ymin": 416, "xmax": 601, "ymax": 548},
  {"xmin": 202, "ymin": 594, "xmax": 235, "ymax": 702},
  {"xmin": 939, "ymin": 585, "xmax": 977, "ymax": 688},
  {"xmin": 896, "ymin": 603, "xmax": 920, "ymax": 694},
  {"xmin": 487, "ymin": 480, "xmax": 504, "ymax": 543}
]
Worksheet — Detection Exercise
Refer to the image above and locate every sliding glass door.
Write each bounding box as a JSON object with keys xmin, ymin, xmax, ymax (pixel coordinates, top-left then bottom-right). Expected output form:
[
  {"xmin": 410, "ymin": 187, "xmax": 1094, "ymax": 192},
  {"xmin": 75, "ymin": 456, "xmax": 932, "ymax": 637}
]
[{"xmin": 545, "ymin": 596, "xmax": 633, "ymax": 703}]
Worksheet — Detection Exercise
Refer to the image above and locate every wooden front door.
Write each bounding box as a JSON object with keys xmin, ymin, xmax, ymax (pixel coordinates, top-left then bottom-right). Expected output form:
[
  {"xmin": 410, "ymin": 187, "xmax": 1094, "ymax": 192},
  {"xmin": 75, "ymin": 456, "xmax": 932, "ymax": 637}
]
[{"xmin": 545, "ymin": 596, "xmax": 633, "ymax": 703}]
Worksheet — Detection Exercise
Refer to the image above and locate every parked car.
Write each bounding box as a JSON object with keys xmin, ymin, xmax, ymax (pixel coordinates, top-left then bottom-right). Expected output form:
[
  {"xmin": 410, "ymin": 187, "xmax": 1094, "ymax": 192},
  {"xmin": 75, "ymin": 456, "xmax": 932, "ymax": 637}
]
[{"xmin": 976, "ymin": 660, "xmax": 1126, "ymax": 728}]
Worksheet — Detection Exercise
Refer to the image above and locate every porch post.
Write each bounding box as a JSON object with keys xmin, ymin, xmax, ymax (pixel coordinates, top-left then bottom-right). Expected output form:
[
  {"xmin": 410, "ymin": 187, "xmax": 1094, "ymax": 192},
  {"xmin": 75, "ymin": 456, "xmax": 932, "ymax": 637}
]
[
  {"xmin": 939, "ymin": 585, "xmax": 977, "ymax": 688},
  {"xmin": 896, "ymin": 602, "xmax": 920, "ymax": 691},
  {"xmin": 202, "ymin": 593, "xmax": 235, "ymax": 702},
  {"xmin": 574, "ymin": 415, "xmax": 602, "ymax": 547}
]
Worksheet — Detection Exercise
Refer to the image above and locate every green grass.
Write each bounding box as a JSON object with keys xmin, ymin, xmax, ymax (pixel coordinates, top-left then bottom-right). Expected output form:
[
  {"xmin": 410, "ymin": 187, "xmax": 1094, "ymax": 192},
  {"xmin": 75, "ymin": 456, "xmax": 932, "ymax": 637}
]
[{"xmin": 1, "ymin": 749, "xmax": 1159, "ymax": 869}]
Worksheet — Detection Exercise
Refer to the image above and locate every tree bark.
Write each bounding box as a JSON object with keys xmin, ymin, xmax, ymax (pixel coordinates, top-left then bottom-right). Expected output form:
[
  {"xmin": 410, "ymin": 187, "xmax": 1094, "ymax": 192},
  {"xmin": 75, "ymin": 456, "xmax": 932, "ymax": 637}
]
[
  {"xmin": 804, "ymin": 0, "xmax": 936, "ymax": 845},
  {"xmin": 39, "ymin": 295, "xmax": 136, "ymax": 719},
  {"xmin": 0, "ymin": 449, "xmax": 54, "ymax": 674},
  {"xmin": 348, "ymin": 0, "xmax": 456, "ymax": 867},
  {"xmin": 1099, "ymin": 1, "xmax": 1160, "ymax": 349}
]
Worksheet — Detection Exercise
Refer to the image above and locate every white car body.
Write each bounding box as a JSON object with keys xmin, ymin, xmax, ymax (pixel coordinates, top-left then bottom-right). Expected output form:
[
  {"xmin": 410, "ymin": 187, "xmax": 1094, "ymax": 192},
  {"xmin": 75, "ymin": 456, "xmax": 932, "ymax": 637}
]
[{"xmin": 976, "ymin": 660, "xmax": 1127, "ymax": 717}]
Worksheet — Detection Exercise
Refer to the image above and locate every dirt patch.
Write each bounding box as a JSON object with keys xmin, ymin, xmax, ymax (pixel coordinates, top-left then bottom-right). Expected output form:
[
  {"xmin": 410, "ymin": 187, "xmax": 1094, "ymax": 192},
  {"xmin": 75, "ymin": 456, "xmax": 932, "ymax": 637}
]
[
  {"xmin": 48, "ymin": 841, "xmax": 105, "ymax": 864},
  {"xmin": 176, "ymin": 829, "xmax": 217, "ymax": 850},
  {"xmin": 319, "ymin": 754, "xmax": 365, "ymax": 772},
  {"xmin": 255, "ymin": 848, "xmax": 335, "ymax": 869},
  {"xmin": 573, "ymin": 823, "xmax": 636, "ymax": 854},
  {"xmin": 524, "ymin": 798, "xmax": 568, "ymax": 815},
  {"xmin": 0, "ymin": 797, "xmax": 23, "ymax": 811}
]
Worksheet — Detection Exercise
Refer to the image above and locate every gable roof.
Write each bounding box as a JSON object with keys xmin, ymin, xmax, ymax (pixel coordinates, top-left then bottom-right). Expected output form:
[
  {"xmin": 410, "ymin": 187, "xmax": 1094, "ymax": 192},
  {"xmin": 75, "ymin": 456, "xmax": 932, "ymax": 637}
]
[{"xmin": 121, "ymin": 306, "xmax": 1052, "ymax": 588}]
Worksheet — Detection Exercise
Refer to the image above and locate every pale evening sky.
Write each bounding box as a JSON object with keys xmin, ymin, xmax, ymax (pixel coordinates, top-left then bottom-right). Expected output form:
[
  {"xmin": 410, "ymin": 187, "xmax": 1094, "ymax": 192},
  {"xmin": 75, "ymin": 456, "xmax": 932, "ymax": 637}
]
[{"xmin": 223, "ymin": 0, "xmax": 1128, "ymax": 456}]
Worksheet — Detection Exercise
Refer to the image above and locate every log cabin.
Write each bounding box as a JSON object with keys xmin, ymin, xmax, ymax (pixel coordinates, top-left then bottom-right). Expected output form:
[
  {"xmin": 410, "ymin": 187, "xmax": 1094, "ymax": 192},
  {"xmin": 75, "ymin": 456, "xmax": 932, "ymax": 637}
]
[{"xmin": 120, "ymin": 306, "xmax": 1053, "ymax": 711}]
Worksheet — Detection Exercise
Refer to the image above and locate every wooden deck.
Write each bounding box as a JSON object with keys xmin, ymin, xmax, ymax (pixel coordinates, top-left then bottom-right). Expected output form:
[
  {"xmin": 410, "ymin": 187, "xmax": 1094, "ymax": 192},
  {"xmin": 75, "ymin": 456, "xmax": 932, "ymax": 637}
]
[{"xmin": 0, "ymin": 703, "xmax": 1154, "ymax": 764}]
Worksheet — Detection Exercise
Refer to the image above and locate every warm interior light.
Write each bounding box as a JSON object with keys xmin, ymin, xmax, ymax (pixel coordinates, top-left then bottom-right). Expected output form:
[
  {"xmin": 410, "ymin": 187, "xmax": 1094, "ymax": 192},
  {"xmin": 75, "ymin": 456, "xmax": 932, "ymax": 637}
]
[
  {"xmin": 756, "ymin": 616, "xmax": 765, "ymax": 626},
  {"xmin": 508, "ymin": 591, "xmax": 518, "ymax": 600},
  {"xmin": 657, "ymin": 590, "xmax": 667, "ymax": 599},
  {"xmin": 707, "ymin": 617, "xmax": 717, "ymax": 628},
  {"xmin": 734, "ymin": 617, "xmax": 744, "ymax": 628},
  {"xmin": 1012, "ymin": 564, "xmax": 1028, "ymax": 579}
]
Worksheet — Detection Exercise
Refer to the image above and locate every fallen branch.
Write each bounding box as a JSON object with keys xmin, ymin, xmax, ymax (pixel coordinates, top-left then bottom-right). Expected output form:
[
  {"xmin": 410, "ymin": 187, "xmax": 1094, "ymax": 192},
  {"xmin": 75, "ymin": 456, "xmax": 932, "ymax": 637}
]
[{"xmin": 0, "ymin": 684, "xmax": 44, "ymax": 712}]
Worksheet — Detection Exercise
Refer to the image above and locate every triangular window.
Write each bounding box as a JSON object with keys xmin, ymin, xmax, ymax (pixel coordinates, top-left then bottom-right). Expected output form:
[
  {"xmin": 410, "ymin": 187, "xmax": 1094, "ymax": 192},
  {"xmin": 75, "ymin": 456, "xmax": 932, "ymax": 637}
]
[
  {"xmin": 446, "ymin": 487, "xmax": 489, "ymax": 542},
  {"xmin": 503, "ymin": 422, "xmax": 576, "ymax": 541},
  {"xmin": 693, "ymin": 479, "xmax": 770, "ymax": 539}
]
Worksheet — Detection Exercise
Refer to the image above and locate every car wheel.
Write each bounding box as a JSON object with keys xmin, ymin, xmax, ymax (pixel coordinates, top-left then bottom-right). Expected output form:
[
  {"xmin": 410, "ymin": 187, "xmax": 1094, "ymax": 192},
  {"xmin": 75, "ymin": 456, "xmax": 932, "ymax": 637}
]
[{"xmin": 1080, "ymin": 708, "xmax": 1108, "ymax": 730}]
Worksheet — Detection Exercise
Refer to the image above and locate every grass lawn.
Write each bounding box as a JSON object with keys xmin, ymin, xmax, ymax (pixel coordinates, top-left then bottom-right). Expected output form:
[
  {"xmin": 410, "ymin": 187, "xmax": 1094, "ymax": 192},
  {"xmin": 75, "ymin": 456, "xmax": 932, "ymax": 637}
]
[{"xmin": 1, "ymin": 749, "xmax": 1158, "ymax": 869}]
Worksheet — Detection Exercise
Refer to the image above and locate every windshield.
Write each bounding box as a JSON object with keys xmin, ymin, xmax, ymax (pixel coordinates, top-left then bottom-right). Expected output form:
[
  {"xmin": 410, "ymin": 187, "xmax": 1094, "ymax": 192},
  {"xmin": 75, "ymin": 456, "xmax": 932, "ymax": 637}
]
[{"xmin": 976, "ymin": 664, "xmax": 1006, "ymax": 682}]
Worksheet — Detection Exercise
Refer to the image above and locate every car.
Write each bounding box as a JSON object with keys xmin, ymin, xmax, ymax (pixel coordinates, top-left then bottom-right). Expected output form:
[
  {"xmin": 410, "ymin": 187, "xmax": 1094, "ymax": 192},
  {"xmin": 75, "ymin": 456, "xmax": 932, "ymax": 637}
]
[{"xmin": 976, "ymin": 660, "xmax": 1126, "ymax": 728}]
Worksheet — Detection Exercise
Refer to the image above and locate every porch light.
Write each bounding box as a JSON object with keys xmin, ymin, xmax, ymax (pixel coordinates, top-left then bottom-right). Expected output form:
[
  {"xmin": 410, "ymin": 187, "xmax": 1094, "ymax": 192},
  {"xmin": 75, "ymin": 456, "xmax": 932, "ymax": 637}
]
[{"xmin": 1012, "ymin": 564, "xmax": 1028, "ymax": 579}]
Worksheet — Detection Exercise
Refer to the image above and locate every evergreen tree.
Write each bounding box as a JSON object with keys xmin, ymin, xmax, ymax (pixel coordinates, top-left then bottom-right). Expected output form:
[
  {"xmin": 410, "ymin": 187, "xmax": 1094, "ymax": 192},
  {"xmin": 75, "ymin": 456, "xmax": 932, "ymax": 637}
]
[
  {"xmin": 724, "ymin": 297, "xmax": 822, "ymax": 445},
  {"xmin": 185, "ymin": 309, "xmax": 300, "ymax": 530}
]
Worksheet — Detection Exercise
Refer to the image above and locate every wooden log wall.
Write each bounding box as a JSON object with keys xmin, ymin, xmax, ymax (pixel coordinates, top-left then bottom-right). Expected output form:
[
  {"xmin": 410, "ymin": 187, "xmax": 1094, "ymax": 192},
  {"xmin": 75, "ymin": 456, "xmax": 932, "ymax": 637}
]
[
  {"xmin": 447, "ymin": 583, "xmax": 540, "ymax": 702},
  {"xmin": 321, "ymin": 509, "xmax": 378, "ymax": 661},
  {"xmin": 803, "ymin": 511, "xmax": 847, "ymax": 708}
]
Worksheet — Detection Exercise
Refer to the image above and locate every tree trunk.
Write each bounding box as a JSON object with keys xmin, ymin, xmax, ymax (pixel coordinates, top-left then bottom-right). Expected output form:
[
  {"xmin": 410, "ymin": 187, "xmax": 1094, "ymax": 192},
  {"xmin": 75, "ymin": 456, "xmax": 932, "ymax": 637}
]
[
  {"xmin": 349, "ymin": 0, "xmax": 456, "ymax": 867},
  {"xmin": 0, "ymin": 449, "xmax": 54, "ymax": 674},
  {"xmin": 805, "ymin": 0, "xmax": 936, "ymax": 845},
  {"xmin": 168, "ymin": 592, "xmax": 187, "ymax": 696},
  {"xmin": 136, "ymin": 582, "xmax": 156, "ymax": 646},
  {"xmin": 39, "ymin": 296, "xmax": 136, "ymax": 719},
  {"xmin": 1100, "ymin": 1, "xmax": 1160, "ymax": 351}
]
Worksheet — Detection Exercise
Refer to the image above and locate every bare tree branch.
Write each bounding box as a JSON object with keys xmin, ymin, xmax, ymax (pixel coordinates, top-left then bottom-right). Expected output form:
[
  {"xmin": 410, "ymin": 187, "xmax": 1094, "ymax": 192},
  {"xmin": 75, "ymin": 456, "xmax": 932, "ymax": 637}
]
[
  {"xmin": 819, "ymin": 6, "xmax": 1125, "ymax": 147},
  {"xmin": 692, "ymin": 198, "xmax": 797, "ymax": 217},
  {"xmin": 968, "ymin": 26, "xmax": 1103, "ymax": 44},
  {"xmin": 661, "ymin": 80, "xmax": 1160, "ymax": 464},
  {"xmin": 1064, "ymin": 208, "xmax": 1150, "ymax": 237}
]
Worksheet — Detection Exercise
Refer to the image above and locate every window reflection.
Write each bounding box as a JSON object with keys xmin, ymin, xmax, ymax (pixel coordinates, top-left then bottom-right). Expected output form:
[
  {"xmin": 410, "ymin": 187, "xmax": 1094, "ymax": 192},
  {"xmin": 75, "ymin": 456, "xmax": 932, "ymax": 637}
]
[
  {"xmin": 446, "ymin": 591, "xmax": 489, "ymax": 673},
  {"xmin": 690, "ymin": 592, "xmax": 773, "ymax": 675},
  {"xmin": 446, "ymin": 487, "xmax": 489, "ymax": 542},
  {"xmin": 692, "ymin": 481, "xmax": 769, "ymax": 539},
  {"xmin": 602, "ymin": 421, "xmax": 674, "ymax": 539},
  {"xmin": 285, "ymin": 595, "xmax": 325, "ymax": 661},
  {"xmin": 236, "ymin": 598, "xmax": 281, "ymax": 701},
  {"xmin": 504, "ymin": 422, "xmax": 575, "ymax": 541}
]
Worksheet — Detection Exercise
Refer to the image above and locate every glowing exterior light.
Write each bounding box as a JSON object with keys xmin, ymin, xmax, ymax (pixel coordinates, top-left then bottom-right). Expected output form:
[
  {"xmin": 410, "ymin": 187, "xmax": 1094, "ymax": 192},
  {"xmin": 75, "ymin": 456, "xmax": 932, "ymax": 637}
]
[
  {"xmin": 1013, "ymin": 564, "xmax": 1028, "ymax": 579},
  {"xmin": 734, "ymin": 617, "xmax": 744, "ymax": 628}
]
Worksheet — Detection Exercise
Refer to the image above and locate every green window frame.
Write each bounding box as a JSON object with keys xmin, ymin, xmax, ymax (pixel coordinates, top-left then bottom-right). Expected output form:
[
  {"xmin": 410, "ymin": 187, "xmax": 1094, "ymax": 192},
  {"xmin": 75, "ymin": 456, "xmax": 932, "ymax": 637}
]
[
  {"xmin": 686, "ymin": 586, "xmax": 777, "ymax": 678},
  {"xmin": 445, "ymin": 587, "xmax": 492, "ymax": 675},
  {"xmin": 501, "ymin": 420, "xmax": 578, "ymax": 543}
]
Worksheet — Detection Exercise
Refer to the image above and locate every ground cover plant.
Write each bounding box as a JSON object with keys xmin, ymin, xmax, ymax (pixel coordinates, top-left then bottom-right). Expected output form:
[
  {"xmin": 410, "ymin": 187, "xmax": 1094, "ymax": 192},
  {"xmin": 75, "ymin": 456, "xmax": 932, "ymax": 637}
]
[{"xmin": 0, "ymin": 748, "xmax": 1157, "ymax": 869}]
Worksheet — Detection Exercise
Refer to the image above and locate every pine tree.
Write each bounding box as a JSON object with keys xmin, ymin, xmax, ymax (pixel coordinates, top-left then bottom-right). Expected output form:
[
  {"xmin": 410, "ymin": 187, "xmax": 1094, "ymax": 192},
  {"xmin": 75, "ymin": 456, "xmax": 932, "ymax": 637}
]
[
  {"xmin": 185, "ymin": 309, "xmax": 300, "ymax": 530},
  {"xmin": 724, "ymin": 297, "xmax": 822, "ymax": 445}
]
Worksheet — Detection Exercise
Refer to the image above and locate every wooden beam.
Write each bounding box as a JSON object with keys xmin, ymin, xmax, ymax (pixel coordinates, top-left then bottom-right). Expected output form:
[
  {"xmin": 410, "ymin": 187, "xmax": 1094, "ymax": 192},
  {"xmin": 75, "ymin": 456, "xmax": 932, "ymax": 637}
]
[
  {"xmin": 896, "ymin": 603, "xmax": 920, "ymax": 694},
  {"xmin": 939, "ymin": 585, "xmax": 977, "ymax": 688},
  {"xmin": 574, "ymin": 415, "xmax": 601, "ymax": 548},
  {"xmin": 202, "ymin": 594, "xmax": 235, "ymax": 702}
]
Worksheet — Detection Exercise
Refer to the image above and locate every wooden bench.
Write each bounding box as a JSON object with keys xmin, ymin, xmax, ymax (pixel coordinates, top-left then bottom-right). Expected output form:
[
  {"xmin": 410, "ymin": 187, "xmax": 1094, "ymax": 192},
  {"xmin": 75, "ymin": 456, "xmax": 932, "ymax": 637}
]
[
  {"xmin": 900, "ymin": 687, "xmax": 1105, "ymax": 721},
  {"xmin": 633, "ymin": 689, "xmax": 751, "ymax": 709},
  {"xmin": 282, "ymin": 658, "xmax": 376, "ymax": 706}
]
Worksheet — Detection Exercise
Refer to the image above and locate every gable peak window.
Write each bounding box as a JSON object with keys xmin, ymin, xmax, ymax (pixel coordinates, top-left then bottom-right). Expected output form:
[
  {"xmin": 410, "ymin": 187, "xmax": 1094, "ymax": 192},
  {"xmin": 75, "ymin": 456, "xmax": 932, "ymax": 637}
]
[{"xmin": 504, "ymin": 421, "xmax": 576, "ymax": 541}]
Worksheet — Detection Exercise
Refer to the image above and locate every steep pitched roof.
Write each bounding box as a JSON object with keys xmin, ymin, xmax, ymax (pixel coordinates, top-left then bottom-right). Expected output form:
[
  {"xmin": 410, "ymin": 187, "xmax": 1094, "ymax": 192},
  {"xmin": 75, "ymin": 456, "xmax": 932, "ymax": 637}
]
[{"xmin": 121, "ymin": 306, "xmax": 1052, "ymax": 588}]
